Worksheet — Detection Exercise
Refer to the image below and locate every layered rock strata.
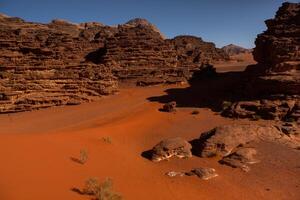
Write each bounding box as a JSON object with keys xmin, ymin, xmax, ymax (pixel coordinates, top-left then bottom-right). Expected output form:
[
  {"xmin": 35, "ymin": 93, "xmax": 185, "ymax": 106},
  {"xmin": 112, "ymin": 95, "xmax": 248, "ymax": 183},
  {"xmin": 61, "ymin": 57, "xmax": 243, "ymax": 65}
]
[
  {"xmin": 223, "ymin": 3, "xmax": 300, "ymax": 128},
  {"xmin": 0, "ymin": 15, "xmax": 228, "ymax": 113}
]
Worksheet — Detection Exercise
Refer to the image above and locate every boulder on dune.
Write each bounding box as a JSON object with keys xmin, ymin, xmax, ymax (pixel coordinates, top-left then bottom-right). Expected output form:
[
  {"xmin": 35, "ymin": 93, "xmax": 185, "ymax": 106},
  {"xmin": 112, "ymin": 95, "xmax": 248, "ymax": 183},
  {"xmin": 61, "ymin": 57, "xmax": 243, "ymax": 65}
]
[
  {"xmin": 151, "ymin": 137, "xmax": 192, "ymax": 162},
  {"xmin": 193, "ymin": 124, "xmax": 299, "ymax": 158},
  {"xmin": 220, "ymin": 147, "xmax": 259, "ymax": 172}
]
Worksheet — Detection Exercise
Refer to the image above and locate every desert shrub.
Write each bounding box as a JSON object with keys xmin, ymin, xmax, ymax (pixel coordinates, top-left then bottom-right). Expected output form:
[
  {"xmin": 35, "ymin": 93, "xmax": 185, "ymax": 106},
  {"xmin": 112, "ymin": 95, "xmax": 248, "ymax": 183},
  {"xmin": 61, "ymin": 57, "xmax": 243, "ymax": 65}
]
[
  {"xmin": 79, "ymin": 149, "xmax": 88, "ymax": 164},
  {"xmin": 83, "ymin": 178, "xmax": 122, "ymax": 200},
  {"xmin": 102, "ymin": 137, "xmax": 112, "ymax": 144}
]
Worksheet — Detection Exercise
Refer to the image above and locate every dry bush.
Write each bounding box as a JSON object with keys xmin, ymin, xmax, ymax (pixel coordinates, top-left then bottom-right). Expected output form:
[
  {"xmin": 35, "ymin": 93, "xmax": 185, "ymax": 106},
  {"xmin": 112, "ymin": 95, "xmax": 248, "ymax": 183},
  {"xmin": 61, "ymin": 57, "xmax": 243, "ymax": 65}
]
[
  {"xmin": 79, "ymin": 149, "xmax": 88, "ymax": 164},
  {"xmin": 102, "ymin": 137, "xmax": 112, "ymax": 144},
  {"xmin": 83, "ymin": 178, "xmax": 122, "ymax": 200}
]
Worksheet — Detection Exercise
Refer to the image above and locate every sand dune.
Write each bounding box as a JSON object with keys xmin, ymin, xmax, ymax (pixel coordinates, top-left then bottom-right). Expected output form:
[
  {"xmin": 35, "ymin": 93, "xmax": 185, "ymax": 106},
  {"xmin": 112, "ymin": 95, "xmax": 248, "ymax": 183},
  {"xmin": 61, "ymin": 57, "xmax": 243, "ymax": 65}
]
[{"xmin": 0, "ymin": 83, "xmax": 299, "ymax": 200}]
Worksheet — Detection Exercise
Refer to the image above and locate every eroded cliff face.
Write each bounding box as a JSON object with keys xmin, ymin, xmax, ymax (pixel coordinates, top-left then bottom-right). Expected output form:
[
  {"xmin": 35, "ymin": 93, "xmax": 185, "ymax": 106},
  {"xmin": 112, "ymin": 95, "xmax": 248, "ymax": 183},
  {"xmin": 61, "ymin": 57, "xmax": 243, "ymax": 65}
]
[
  {"xmin": 223, "ymin": 3, "xmax": 300, "ymax": 131},
  {"xmin": 253, "ymin": 2, "xmax": 300, "ymax": 73},
  {"xmin": 0, "ymin": 16, "xmax": 118, "ymax": 113},
  {"xmin": 0, "ymin": 15, "xmax": 228, "ymax": 113}
]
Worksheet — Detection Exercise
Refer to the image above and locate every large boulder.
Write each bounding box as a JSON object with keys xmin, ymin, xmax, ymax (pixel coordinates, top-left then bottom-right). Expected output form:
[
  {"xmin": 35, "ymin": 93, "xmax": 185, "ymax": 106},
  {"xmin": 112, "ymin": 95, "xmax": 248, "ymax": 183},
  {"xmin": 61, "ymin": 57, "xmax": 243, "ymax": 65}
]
[
  {"xmin": 194, "ymin": 124, "xmax": 299, "ymax": 158},
  {"xmin": 150, "ymin": 137, "xmax": 192, "ymax": 162},
  {"xmin": 220, "ymin": 147, "xmax": 259, "ymax": 172}
]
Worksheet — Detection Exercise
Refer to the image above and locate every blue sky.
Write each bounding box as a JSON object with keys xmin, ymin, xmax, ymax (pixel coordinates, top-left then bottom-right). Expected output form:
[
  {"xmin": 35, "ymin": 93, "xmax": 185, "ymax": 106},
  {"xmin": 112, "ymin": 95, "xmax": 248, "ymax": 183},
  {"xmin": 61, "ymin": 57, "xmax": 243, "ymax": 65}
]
[{"xmin": 0, "ymin": 0, "xmax": 298, "ymax": 48}]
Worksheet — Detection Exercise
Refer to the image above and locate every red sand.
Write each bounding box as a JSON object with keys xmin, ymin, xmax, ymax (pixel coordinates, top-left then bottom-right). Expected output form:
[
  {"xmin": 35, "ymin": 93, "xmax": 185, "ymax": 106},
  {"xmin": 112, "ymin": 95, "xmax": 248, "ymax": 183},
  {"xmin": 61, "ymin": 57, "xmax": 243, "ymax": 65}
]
[{"xmin": 0, "ymin": 64, "xmax": 299, "ymax": 200}]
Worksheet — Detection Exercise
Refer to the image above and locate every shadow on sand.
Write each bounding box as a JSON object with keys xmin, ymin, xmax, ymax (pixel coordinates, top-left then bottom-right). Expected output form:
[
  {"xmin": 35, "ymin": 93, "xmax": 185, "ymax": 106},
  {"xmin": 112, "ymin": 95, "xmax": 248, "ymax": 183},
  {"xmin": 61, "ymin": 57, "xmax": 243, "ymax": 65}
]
[{"xmin": 147, "ymin": 71, "xmax": 253, "ymax": 112}]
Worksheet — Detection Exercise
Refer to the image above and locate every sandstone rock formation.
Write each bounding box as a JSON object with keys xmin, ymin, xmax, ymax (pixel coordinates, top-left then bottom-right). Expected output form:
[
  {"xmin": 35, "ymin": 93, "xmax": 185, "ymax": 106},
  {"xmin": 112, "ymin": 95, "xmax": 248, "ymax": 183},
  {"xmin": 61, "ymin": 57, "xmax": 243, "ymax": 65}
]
[
  {"xmin": 220, "ymin": 147, "xmax": 259, "ymax": 172},
  {"xmin": 171, "ymin": 36, "xmax": 229, "ymax": 66},
  {"xmin": 221, "ymin": 44, "xmax": 252, "ymax": 56},
  {"xmin": 0, "ymin": 16, "xmax": 118, "ymax": 113},
  {"xmin": 222, "ymin": 2, "xmax": 300, "ymax": 128},
  {"xmin": 194, "ymin": 124, "xmax": 299, "ymax": 158},
  {"xmin": 150, "ymin": 137, "xmax": 192, "ymax": 162},
  {"xmin": 186, "ymin": 167, "xmax": 218, "ymax": 180},
  {"xmin": 252, "ymin": 2, "xmax": 300, "ymax": 73},
  {"xmin": 0, "ymin": 15, "xmax": 228, "ymax": 113},
  {"xmin": 193, "ymin": 123, "xmax": 299, "ymax": 171},
  {"xmin": 166, "ymin": 167, "xmax": 218, "ymax": 180}
]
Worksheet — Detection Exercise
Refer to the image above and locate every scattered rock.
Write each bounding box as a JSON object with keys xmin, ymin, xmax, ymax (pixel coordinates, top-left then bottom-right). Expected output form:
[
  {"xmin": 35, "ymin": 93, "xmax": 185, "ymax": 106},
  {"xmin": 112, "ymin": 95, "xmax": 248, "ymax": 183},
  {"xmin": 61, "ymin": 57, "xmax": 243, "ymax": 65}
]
[
  {"xmin": 220, "ymin": 147, "xmax": 259, "ymax": 172},
  {"xmin": 151, "ymin": 137, "xmax": 192, "ymax": 162},
  {"xmin": 187, "ymin": 167, "xmax": 218, "ymax": 180},
  {"xmin": 165, "ymin": 171, "xmax": 185, "ymax": 177},
  {"xmin": 161, "ymin": 101, "xmax": 177, "ymax": 112}
]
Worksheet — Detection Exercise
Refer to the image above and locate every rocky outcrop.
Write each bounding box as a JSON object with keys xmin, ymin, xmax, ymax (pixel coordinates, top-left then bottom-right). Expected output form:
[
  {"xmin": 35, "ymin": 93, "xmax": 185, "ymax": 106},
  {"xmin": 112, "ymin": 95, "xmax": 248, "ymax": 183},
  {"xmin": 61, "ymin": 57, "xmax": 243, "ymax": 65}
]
[
  {"xmin": 0, "ymin": 14, "xmax": 228, "ymax": 113},
  {"xmin": 0, "ymin": 15, "xmax": 118, "ymax": 113},
  {"xmin": 223, "ymin": 96, "xmax": 300, "ymax": 122},
  {"xmin": 220, "ymin": 147, "xmax": 259, "ymax": 172},
  {"xmin": 101, "ymin": 23, "xmax": 228, "ymax": 86},
  {"xmin": 186, "ymin": 167, "xmax": 218, "ymax": 180},
  {"xmin": 221, "ymin": 44, "xmax": 252, "ymax": 56},
  {"xmin": 222, "ymin": 3, "xmax": 300, "ymax": 127},
  {"xmin": 252, "ymin": 2, "xmax": 300, "ymax": 73},
  {"xmin": 150, "ymin": 137, "xmax": 192, "ymax": 162},
  {"xmin": 166, "ymin": 167, "xmax": 218, "ymax": 180},
  {"xmin": 100, "ymin": 20, "xmax": 184, "ymax": 85},
  {"xmin": 193, "ymin": 124, "xmax": 299, "ymax": 171},
  {"xmin": 193, "ymin": 124, "xmax": 299, "ymax": 158},
  {"xmin": 171, "ymin": 36, "xmax": 229, "ymax": 67}
]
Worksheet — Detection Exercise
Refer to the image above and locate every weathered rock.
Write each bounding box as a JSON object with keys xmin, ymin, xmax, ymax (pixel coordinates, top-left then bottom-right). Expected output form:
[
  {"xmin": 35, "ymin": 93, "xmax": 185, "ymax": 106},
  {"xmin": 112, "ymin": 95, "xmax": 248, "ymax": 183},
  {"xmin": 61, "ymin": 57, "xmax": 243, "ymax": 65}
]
[
  {"xmin": 222, "ymin": 3, "xmax": 300, "ymax": 125},
  {"xmin": 151, "ymin": 137, "xmax": 192, "ymax": 162},
  {"xmin": 170, "ymin": 36, "xmax": 229, "ymax": 67},
  {"xmin": 220, "ymin": 147, "xmax": 259, "ymax": 172},
  {"xmin": 165, "ymin": 171, "xmax": 185, "ymax": 177},
  {"xmin": 221, "ymin": 44, "xmax": 252, "ymax": 56},
  {"xmin": 186, "ymin": 167, "xmax": 218, "ymax": 180},
  {"xmin": 102, "ymin": 24, "xmax": 228, "ymax": 86},
  {"xmin": 0, "ymin": 14, "xmax": 119, "ymax": 113},
  {"xmin": 223, "ymin": 96, "xmax": 300, "ymax": 121},
  {"xmin": 161, "ymin": 101, "xmax": 177, "ymax": 112},
  {"xmin": 0, "ymin": 14, "xmax": 229, "ymax": 113},
  {"xmin": 252, "ymin": 2, "xmax": 300, "ymax": 73},
  {"xmin": 194, "ymin": 124, "xmax": 299, "ymax": 157}
]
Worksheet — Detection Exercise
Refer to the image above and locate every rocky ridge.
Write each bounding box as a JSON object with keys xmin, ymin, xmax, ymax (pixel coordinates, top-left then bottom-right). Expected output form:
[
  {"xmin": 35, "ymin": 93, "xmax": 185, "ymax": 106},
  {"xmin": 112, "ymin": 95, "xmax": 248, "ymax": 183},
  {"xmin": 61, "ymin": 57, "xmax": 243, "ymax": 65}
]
[
  {"xmin": 222, "ymin": 2, "xmax": 300, "ymax": 131},
  {"xmin": 221, "ymin": 44, "xmax": 252, "ymax": 56},
  {"xmin": 0, "ymin": 15, "xmax": 228, "ymax": 113}
]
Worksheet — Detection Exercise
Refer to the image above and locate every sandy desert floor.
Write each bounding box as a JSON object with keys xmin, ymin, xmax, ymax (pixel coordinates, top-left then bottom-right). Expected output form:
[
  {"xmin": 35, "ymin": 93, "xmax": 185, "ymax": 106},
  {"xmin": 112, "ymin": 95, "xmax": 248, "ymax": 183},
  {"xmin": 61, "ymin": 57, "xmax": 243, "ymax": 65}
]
[
  {"xmin": 214, "ymin": 52, "xmax": 256, "ymax": 72},
  {"xmin": 0, "ymin": 61, "xmax": 299, "ymax": 200}
]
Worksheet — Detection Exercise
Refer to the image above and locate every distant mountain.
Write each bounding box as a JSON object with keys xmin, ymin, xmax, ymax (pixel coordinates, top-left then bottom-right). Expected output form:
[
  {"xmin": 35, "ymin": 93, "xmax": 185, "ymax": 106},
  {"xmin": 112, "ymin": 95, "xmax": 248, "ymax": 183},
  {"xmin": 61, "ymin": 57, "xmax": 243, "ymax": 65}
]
[{"xmin": 221, "ymin": 44, "xmax": 252, "ymax": 56}]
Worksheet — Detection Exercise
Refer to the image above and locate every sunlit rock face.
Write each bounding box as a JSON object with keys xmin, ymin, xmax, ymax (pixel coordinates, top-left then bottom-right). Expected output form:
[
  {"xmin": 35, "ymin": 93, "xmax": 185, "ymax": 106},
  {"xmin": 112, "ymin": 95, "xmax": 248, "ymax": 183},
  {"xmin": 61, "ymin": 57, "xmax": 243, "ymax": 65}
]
[
  {"xmin": 223, "ymin": 3, "xmax": 300, "ymax": 126},
  {"xmin": 0, "ymin": 14, "xmax": 228, "ymax": 113}
]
